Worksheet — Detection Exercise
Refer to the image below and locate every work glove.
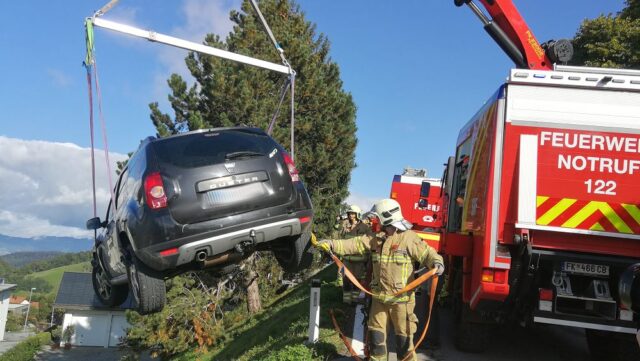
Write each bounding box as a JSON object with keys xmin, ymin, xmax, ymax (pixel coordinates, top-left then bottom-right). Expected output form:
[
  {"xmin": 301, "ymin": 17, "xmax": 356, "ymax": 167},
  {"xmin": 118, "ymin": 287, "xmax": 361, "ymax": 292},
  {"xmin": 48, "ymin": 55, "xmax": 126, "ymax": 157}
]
[
  {"xmin": 434, "ymin": 262, "xmax": 445, "ymax": 276},
  {"xmin": 317, "ymin": 241, "xmax": 332, "ymax": 254},
  {"xmin": 310, "ymin": 233, "xmax": 332, "ymax": 253}
]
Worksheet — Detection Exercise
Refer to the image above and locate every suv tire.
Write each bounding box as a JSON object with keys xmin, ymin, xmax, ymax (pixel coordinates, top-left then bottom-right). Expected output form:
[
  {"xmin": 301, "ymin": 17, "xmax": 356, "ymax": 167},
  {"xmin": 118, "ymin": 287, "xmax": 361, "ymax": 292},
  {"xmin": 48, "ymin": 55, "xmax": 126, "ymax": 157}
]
[
  {"xmin": 92, "ymin": 254, "xmax": 128, "ymax": 307},
  {"xmin": 273, "ymin": 230, "xmax": 313, "ymax": 273},
  {"xmin": 127, "ymin": 251, "xmax": 166, "ymax": 315}
]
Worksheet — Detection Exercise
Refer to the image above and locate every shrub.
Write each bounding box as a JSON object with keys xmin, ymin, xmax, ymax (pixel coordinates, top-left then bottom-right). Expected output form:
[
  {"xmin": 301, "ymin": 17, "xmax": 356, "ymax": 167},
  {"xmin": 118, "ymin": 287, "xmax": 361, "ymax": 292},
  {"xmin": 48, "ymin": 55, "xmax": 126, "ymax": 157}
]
[
  {"xmin": 62, "ymin": 325, "xmax": 75, "ymax": 343},
  {"xmin": 0, "ymin": 332, "xmax": 50, "ymax": 361},
  {"xmin": 5, "ymin": 313, "xmax": 22, "ymax": 332}
]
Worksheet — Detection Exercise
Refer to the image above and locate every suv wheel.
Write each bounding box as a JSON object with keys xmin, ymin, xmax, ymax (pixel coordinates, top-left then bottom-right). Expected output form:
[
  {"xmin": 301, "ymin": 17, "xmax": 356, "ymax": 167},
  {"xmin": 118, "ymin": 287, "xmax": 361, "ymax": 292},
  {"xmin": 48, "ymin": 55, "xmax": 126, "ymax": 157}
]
[
  {"xmin": 92, "ymin": 254, "xmax": 128, "ymax": 307},
  {"xmin": 272, "ymin": 229, "xmax": 313, "ymax": 273},
  {"xmin": 126, "ymin": 251, "xmax": 166, "ymax": 315}
]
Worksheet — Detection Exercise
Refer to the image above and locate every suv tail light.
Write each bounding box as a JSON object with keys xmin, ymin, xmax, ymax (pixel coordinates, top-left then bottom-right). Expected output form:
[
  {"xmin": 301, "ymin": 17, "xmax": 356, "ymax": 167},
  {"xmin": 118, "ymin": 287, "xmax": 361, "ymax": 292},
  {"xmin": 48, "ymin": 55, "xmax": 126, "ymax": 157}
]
[
  {"xmin": 282, "ymin": 151, "xmax": 300, "ymax": 182},
  {"xmin": 144, "ymin": 172, "xmax": 167, "ymax": 209}
]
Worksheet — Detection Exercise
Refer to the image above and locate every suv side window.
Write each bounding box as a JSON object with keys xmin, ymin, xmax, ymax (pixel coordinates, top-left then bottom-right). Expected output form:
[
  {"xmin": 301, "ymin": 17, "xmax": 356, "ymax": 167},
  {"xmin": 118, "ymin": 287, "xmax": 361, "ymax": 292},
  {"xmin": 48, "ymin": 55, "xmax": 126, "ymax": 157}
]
[
  {"xmin": 105, "ymin": 200, "xmax": 114, "ymax": 223},
  {"xmin": 116, "ymin": 168, "xmax": 129, "ymax": 209}
]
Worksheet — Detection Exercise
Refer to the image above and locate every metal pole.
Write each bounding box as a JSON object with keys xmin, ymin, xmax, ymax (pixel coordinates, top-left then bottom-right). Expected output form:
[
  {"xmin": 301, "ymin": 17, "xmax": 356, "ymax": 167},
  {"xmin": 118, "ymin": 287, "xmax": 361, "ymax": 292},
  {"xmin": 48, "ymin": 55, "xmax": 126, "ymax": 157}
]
[
  {"xmin": 91, "ymin": 18, "xmax": 291, "ymax": 75},
  {"xmin": 308, "ymin": 279, "xmax": 321, "ymax": 343},
  {"xmin": 290, "ymin": 75, "xmax": 295, "ymax": 161},
  {"xmin": 23, "ymin": 288, "xmax": 35, "ymax": 332}
]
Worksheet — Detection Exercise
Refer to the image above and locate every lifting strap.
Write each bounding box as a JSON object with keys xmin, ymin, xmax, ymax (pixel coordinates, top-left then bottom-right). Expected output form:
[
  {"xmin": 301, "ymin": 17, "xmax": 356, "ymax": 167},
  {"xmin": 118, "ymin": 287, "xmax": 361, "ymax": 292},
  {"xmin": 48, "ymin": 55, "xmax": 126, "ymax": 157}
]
[
  {"xmin": 84, "ymin": 18, "xmax": 115, "ymax": 211},
  {"xmin": 326, "ymin": 247, "xmax": 440, "ymax": 360},
  {"xmin": 329, "ymin": 308, "xmax": 364, "ymax": 361},
  {"xmin": 329, "ymin": 272, "xmax": 439, "ymax": 361},
  {"xmin": 248, "ymin": 0, "xmax": 297, "ymax": 159},
  {"xmin": 330, "ymin": 252, "xmax": 439, "ymax": 298},
  {"xmin": 267, "ymin": 77, "xmax": 291, "ymax": 135},
  {"xmin": 95, "ymin": 0, "xmax": 120, "ymax": 17}
]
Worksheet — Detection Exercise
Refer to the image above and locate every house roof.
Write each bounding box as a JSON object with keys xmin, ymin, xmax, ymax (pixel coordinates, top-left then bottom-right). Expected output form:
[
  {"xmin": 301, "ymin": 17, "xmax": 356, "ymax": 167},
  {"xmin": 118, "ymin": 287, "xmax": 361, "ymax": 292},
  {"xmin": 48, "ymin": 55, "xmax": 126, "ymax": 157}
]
[
  {"xmin": 9, "ymin": 295, "xmax": 26, "ymax": 304},
  {"xmin": 53, "ymin": 272, "xmax": 134, "ymax": 311},
  {"xmin": 0, "ymin": 284, "xmax": 17, "ymax": 294}
]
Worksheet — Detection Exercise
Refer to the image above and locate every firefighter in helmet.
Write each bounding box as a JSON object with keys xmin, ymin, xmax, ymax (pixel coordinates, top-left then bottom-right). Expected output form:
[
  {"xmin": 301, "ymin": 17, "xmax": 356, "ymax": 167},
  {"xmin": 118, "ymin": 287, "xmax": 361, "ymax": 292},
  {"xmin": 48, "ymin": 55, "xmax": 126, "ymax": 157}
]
[
  {"xmin": 334, "ymin": 204, "xmax": 371, "ymax": 303},
  {"xmin": 315, "ymin": 199, "xmax": 444, "ymax": 361}
]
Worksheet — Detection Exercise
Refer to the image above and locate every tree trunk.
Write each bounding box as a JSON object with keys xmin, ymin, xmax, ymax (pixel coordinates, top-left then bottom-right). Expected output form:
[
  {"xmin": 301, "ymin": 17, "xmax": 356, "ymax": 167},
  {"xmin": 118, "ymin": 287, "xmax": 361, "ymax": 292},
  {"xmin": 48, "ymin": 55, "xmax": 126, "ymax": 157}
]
[{"xmin": 244, "ymin": 254, "xmax": 261, "ymax": 314}]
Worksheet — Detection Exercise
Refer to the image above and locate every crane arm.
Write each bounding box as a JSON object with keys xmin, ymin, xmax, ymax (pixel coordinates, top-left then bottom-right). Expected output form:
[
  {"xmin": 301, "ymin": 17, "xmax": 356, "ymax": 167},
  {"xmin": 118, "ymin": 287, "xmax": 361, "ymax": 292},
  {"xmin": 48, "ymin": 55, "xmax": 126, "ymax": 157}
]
[{"xmin": 456, "ymin": 0, "xmax": 572, "ymax": 70}]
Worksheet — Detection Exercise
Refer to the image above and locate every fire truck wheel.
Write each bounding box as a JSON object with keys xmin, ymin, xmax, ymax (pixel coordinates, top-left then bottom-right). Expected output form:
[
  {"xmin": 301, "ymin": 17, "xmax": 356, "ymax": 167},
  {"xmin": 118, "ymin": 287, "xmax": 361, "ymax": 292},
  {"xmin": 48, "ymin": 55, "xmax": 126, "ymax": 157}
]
[{"xmin": 585, "ymin": 329, "xmax": 639, "ymax": 361}]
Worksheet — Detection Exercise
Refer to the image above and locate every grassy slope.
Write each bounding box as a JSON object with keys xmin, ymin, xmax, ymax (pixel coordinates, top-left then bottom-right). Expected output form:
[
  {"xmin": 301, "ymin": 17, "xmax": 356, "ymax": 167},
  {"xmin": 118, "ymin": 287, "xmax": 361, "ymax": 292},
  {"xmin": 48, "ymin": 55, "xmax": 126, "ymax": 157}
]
[
  {"xmin": 177, "ymin": 265, "xmax": 349, "ymax": 361},
  {"xmin": 27, "ymin": 262, "xmax": 90, "ymax": 294}
]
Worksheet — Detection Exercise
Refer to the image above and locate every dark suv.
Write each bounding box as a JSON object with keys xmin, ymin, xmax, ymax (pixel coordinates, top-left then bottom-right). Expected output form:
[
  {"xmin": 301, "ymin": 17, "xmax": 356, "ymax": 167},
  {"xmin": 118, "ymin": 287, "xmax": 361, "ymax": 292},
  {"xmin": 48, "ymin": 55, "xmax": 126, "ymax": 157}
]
[{"xmin": 86, "ymin": 127, "xmax": 314, "ymax": 314}]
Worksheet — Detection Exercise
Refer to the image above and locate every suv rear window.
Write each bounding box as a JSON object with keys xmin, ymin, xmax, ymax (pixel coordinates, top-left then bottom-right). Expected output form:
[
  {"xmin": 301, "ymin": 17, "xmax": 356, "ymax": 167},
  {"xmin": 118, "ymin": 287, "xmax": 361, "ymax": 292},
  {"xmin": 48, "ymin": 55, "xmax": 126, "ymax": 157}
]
[{"xmin": 152, "ymin": 130, "xmax": 277, "ymax": 168}]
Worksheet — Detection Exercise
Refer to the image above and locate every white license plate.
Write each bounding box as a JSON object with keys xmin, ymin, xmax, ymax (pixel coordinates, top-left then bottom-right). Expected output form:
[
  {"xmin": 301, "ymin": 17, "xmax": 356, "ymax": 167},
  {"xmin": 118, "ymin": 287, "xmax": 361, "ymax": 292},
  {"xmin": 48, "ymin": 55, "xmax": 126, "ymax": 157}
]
[{"xmin": 562, "ymin": 262, "xmax": 609, "ymax": 276}]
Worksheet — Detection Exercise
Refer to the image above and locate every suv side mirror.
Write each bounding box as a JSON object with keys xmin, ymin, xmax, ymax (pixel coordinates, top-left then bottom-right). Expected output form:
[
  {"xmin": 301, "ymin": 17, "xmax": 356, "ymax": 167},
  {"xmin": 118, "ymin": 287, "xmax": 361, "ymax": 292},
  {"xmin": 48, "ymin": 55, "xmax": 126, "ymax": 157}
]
[
  {"xmin": 418, "ymin": 199, "xmax": 428, "ymax": 208},
  {"xmin": 86, "ymin": 217, "xmax": 104, "ymax": 230}
]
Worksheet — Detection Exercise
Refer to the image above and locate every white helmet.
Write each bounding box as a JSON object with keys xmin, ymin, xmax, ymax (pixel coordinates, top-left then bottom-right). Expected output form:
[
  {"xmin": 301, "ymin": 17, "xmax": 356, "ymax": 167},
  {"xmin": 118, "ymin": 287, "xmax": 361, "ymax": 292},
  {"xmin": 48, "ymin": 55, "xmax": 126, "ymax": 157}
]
[
  {"xmin": 371, "ymin": 198, "xmax": 413, "ymax": 231},
  {"xmin": 346, "ymin": 204, "xmax": 362, "ymax": 219}
]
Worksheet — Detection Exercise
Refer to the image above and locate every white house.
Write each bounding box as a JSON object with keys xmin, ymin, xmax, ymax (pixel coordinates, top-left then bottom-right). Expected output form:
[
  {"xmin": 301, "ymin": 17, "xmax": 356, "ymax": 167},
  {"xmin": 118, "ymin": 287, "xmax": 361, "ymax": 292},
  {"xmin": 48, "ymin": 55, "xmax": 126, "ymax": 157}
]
[
  {"xmin": 54, "ymin": 272, "xmax": 133, "ymax": 348},
  {"xmin": 0, "ymin": 282, "xmax": 17, "ymax": 341}
]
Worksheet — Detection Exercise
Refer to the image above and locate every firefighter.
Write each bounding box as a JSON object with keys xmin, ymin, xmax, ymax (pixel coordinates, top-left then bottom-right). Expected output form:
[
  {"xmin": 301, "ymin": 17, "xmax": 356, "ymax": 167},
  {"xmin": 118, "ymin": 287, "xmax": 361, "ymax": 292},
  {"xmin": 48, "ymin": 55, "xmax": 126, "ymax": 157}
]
[
  {"xmin": 334, "ymin": 204, "xmax": 370, "ymax": 303},
  {"xmin": 315, "ymin": 199, "xmax": 444, "ymax": 361}
]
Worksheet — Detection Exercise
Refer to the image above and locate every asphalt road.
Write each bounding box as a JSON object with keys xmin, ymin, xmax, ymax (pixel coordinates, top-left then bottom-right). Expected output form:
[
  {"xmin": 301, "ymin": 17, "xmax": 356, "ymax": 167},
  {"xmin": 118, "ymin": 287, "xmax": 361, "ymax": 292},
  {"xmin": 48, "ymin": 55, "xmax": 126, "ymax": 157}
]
[
  {"xmin": 34, "ymin": 347, "xmax": 158, "ymax": 361},
  {"xmin": 412, "ymin": 309, "xmax": 591, "ymax": 361},
  {"xmin": 0, "ymin": 331, "xmax": 34, "ymax": 355},
  {"xmin": 336, "ymin": 307, "xmax": 594, "ymax": 361}
]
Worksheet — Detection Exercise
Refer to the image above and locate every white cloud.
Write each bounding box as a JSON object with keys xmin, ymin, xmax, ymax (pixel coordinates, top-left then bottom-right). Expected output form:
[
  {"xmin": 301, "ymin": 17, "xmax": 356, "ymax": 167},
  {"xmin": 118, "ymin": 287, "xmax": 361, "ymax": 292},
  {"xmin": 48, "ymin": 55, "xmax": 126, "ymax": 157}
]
[
  {"xmin": 0, "ymin": 136, "xmax": 127, "ymax": 239},
  {"xmin": 154, "ymin": 0, "xmax": 241, "ymax": 98},
  {"xmin": 0, "ymin": 210, "xmax": 91, "ymax": 239},
  {"xmin": 106, "ymin": 5, "xmax": 139, "ymax": 26},
  {"xmin": 46, "ymin": 68, "xmax": 72, "ymax": 88}
]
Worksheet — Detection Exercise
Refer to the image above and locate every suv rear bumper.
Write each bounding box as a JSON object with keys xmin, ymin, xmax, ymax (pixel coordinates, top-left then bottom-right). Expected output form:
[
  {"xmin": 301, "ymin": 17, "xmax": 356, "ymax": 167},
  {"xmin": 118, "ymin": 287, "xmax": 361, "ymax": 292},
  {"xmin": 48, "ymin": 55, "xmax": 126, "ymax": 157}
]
[
  {"xmin": 135, "ymin": 212, "xmax": 311, "ymax": 272},
  {"xmin": 175, "ymin": 218, "xmax": 302, "ymax": 266}
]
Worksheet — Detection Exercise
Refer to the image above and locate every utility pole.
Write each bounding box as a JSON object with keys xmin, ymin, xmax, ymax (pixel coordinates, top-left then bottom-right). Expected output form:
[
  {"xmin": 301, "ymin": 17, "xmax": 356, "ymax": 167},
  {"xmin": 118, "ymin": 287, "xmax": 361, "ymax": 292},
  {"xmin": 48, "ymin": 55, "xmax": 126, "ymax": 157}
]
[{"xmin": 23, "ymin": 287, "xmax": 36, "ymax": 332}]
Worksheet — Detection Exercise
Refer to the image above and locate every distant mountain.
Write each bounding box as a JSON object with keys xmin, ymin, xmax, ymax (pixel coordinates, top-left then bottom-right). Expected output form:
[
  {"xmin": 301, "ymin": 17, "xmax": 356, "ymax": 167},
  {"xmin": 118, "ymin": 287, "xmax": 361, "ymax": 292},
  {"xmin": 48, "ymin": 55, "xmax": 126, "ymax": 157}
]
[
  {"xmin": 0, "ymin": 251, "xmax": 64, "ymax": 268},
  {"xmin": 0, "ymin": 234, "xmax": 92, "ymax": 255}
]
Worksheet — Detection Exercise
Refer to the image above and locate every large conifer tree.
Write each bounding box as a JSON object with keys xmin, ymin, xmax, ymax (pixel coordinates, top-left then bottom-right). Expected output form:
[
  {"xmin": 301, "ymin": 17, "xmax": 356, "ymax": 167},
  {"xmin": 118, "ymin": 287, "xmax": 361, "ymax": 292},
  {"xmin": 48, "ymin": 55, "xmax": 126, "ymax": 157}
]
[{"xmin": 150, "ymin": 0, "xmax": 358, "ymax": 238}]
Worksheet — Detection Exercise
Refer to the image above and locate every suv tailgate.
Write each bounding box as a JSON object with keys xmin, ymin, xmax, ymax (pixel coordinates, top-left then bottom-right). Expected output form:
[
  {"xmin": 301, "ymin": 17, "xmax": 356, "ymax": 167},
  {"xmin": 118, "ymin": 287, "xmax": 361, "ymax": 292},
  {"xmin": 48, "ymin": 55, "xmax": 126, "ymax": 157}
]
[{"xmin": 151, "ymin": 129, "xmax": 296, "ymax": 224}]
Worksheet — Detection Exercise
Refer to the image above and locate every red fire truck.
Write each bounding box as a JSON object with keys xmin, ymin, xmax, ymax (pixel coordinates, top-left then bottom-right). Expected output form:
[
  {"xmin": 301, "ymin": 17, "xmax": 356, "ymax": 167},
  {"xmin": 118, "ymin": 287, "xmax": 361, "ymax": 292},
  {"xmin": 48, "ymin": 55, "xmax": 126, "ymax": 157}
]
[
  {"xmin": 390, "ymin": 168, "xmax": 443, "ymax": 249},
  {"xmin": 440, "ymin": 1, "xmax": 640, "ymax": 359}
]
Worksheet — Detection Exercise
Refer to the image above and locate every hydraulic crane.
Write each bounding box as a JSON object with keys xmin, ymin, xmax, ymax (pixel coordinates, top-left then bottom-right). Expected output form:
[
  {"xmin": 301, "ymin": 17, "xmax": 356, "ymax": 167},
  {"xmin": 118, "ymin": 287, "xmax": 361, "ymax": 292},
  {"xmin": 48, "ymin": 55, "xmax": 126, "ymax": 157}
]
[{"xmin": 454, "ymin": 0, "xmax": 573, "ymax": 70}]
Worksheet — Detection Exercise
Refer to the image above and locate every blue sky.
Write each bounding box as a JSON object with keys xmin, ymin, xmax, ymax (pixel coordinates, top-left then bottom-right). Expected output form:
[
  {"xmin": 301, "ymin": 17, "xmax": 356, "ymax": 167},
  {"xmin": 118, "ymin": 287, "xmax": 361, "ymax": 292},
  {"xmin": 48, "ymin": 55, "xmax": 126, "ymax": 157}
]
[{"xmin": 0, "ymin": 0, "xmax": 625, "ymax": 240}]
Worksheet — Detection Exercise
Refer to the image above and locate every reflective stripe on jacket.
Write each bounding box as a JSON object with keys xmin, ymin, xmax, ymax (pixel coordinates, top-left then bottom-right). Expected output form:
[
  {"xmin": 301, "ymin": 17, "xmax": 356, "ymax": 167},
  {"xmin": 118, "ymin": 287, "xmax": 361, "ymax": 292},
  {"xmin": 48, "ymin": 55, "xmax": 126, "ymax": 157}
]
[{"xmin": 330, "ymin": 230, "xmax": 443, "ymax": 304}]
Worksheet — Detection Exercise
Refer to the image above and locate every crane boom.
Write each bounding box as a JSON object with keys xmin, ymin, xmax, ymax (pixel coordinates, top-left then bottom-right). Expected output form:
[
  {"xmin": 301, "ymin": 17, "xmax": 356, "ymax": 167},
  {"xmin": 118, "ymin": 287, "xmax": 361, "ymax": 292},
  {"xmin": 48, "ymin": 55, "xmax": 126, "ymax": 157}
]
[{"xmin": 456, "ymin": 0, "xmax": 572, "ymax": 70}]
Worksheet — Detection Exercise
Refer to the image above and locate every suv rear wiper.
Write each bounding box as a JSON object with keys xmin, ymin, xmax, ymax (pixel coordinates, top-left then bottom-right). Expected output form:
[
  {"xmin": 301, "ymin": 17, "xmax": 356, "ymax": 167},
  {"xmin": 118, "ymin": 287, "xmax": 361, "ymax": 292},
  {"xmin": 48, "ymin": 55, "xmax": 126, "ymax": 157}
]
[{"xmin": 225, "ymin": 151, "xmax": 265, "ymax": 160}]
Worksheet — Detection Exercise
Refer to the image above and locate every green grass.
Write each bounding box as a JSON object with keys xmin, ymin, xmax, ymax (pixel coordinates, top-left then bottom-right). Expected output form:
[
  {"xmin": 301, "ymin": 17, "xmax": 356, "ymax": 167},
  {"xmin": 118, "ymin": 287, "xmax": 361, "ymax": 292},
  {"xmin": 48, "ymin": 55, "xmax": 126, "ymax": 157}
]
[
  {"xmin": 0, "ymin": 332, "xmax": 51, "ymax": 361},
  {"xmin": 175, "ymin": 265, "xmax": 348, "ymax": 361},
  {"xmin": 27, "ymin": 262, "xmax": 90, "ymax": 294}
]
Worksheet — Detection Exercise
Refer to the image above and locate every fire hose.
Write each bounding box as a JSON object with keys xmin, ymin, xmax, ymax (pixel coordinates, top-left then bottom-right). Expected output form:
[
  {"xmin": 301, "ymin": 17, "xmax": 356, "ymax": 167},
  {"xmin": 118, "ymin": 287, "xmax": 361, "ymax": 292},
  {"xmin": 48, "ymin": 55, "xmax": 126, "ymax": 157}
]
[{"xmin": 323, "ymin": 239, "xmax": 439, "ymax": 361}]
